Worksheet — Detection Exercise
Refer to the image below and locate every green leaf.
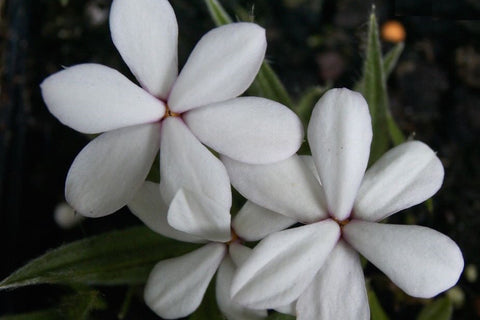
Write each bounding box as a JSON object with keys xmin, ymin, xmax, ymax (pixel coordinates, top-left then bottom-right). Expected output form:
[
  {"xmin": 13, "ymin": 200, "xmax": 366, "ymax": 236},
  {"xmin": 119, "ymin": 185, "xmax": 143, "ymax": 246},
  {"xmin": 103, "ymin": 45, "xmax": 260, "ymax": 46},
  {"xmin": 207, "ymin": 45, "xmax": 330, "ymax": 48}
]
[
  {"xmin": 294, "ymin": 85, "xmax": 331, "ymax": 127},
  {"xmin": 0, "ymin": 226, "xmax": 198, "ymax": 290},
  {"xmin": 266, "ymin": 312, "xmax": 296, "ymax": 320},
  {"xmin": 247, "ymin": 62, "xmax": 293, "ymax": 107},
  {"xmin": 0, "ymin": 310, "xmax": 61, "ymax": 320},
  {"xmin": 59, "ymin": 289, "xmax": 107, "ymax": 320},
  {"xmin": 417, "ymin": 297, "xmax": 453, "ymax": 320},
  {"xmin": 383, "ymin": 42, "xmax": 404, "ymax": 80},
  {"xmin": 359, "ymin": 9, "xmax": 404, "ymax": 164},
  {"xmin": 204, "ymin": 0, "xmax": 232, "ymax": 26},
  {"xmin": 368, "ymin": 288, "xmax": 390, "ymax": 320}
]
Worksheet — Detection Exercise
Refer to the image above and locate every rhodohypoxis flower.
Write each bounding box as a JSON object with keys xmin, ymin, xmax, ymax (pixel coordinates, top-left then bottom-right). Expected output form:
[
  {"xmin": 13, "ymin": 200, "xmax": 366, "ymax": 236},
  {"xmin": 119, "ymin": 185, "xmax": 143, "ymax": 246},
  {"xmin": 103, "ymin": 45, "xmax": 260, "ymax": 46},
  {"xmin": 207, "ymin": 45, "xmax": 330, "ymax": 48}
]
[
  {"xmin": 128, "ymin": 181, "xmax": 295, "ymax": 319},
  {"xmin": 40, "ymin": 0, "xmax": 303, "ymax": 217},
  {"xmin": 223, "ymin": 88, "xmax": 464, "ymax": 319}
]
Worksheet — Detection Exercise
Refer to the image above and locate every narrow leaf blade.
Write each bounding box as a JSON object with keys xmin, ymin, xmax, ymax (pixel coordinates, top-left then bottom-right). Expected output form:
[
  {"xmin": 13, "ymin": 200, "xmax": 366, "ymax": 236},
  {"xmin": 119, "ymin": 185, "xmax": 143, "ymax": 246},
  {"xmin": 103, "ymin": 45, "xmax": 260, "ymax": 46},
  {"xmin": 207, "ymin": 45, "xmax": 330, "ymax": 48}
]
[
  {"xmin": 360, "ymin": 10, "xmax": 404, "ymax": 164},
  {"xmin": 0, "ymin": 226, "xmax": 198, "ymax": 290},
  {"xmin": 247, "ymin": 62, "xmax": 293, "ymax": 107},
  {"xmin": 204, "ymin": 0, "xmax": 232, "ymax": 26},
  {"xmin": 383, "ymin": 42, "xmax": 404, "ymax": 80}
]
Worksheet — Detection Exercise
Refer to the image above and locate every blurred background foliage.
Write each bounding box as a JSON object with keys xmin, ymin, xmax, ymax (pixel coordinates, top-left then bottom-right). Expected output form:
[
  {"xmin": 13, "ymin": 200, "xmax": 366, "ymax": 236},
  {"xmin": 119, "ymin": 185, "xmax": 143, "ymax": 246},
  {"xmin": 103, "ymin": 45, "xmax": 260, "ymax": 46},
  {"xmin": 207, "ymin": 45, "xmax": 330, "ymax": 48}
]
[{"xmin": 0, "ymin": 0, "xmax": 479, "ymax": 318}]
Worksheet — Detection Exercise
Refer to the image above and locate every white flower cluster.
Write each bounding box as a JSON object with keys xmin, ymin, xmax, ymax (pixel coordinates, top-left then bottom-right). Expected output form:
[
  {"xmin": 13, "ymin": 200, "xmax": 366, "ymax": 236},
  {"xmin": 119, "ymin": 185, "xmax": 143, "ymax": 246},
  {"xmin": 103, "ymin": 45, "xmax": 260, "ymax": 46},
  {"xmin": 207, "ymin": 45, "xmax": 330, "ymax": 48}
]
[{"xmin": 40, "ymin": 0, "xmax": 464, "ymax": 319}]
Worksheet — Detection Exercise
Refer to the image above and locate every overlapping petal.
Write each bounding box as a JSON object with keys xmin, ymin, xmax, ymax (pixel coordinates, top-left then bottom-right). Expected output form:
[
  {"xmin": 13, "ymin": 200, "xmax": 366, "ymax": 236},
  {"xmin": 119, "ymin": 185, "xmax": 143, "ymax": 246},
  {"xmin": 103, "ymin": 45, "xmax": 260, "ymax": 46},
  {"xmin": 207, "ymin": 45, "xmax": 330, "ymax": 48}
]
[
  {"xmin": 354, "ymin": 141, "xmax": 444, "ymax": 221},
  {"xmin": 222, "ymin": 155, "xmax": 327, "ymax": 223},
  {"xmin": 231, "ymin": 220, "xmax": 341, "ymax": 309},
  {"xmin": 308, "ymin": 88, "xmax": 372, "ymax": 220},
  {"xmin": 66, "ymin": 123, "xmax": 160, "ymax": 217},
  {"xmin": 159, "ymin": 117, "xmax": 231, "ymax": 208},
  {"xmin": 144, "ymin": 243, "xmax": 226, "ymax": 319},
  {"xmin": 168, "ymin": 23, "xmax": 266, "ymax": 112},
  {"xmin": 110, "ymin": 0, "xmax": 178, "ymax": 98},
  {"xmin": 232, "ymin": 201, "xmax": 297, "ymax": 242},
  {"xmin": 299, "ymin": 155, "xmax": 321, "ymax": 184},
  {"xmin": 216, "ymin": 256, "xmax": 267, "ymax": 320},
  {"xmin": 297, "ymin": 241, "xmax": 369, "ymax": 320},
  {"xmin": 168, "ymin": 188, "xmax": 231, "ymax": 242},
  {"xmin": 40, "ymin": 64, "xmax": 165, "ymax": 134},
  {"xmin": 343, "ymin": 220, "xmax": 464, "ymax": 298},
  {"xmin": 128, "ymin": 182, "xmax": 203, "ymax": 243},
  {"xmin": 184, "ymin": 97, "xmax": 304, "ymax": 164},
  {"xmin": 229, "ymin": 242, "xmax": 254, "ymax": 268}
]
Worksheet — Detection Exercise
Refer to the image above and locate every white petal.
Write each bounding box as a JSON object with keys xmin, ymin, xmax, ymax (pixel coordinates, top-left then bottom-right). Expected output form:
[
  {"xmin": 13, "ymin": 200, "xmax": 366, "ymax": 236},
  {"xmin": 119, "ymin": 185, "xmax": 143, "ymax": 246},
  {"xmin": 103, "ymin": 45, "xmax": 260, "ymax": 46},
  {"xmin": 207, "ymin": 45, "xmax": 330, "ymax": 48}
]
[
  {"xmin": 41, "ymin": 64, "xmax": 165, "ymax": 134},
  {"xmin": 299, "ymin": 155, "xmax": 321, "ymax": 184},
  {"xmin": 216, "ymin": 256, "xmax": 267, "ymax": 320},
  {"xmin": 231, "ymin": 220, "xmax": 341, "ymax": 309},
  {"xmin": 159, "ymin": 117, "xmax": 231, "ymax": 208},
  {"xmin": 144, "ymin": 243, "xmax": 226, "ymax": 319},
  {"xmin": 229, "ymin": 243, "xmax": 253, "ymax": 268},
  {"xmin": 222, "ymin": 155, "xmax": 327, "ymax": 223},
  {"xmin": 128, "ymin": 181, "xmax": 203, "ymax": 243},
  {"xmin": 184, "ymin": 97, "xmax": 304, "ymax": 164},
  {"xmin": 168, "ymin": 188, "xmax": 231, "ymax": 242},
  {"xmin": 66, "ymin": 123, "xmax": 160, "ymax": 217},
  {"xmin": 110, "ymin": 0, "xmax": 178, "ymax": 98},
  {"xmin": 343, "ymin": 220, "xmax": 464, "ymax": 298},
  {"xmin": 307, "ymin": 88, "xmax": 372, "ymax": 220},
  {"xmin": 233, "ymin": 201, "xmax": 296, "ymax": 242},
  {"xmin": 168, "ymin": 23, "xmax": 266, "ymax": 112},
  {"xmin": 354, "ymin": 141, "xmax": 444, "ymax": 221},
  {"xmin": 297, "ymin": 241, "xmax": 369, "ymax": 320},
  {"xmin": 274, "ymin": 303, "xmax": 297, "ymax": 316}
]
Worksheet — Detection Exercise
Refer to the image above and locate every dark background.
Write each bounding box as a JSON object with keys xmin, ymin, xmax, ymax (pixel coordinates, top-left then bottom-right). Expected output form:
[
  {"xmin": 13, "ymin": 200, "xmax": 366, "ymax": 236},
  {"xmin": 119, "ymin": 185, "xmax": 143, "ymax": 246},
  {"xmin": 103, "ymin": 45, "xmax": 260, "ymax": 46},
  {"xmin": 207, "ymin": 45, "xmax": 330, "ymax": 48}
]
[{"xmin": 0, "ymin": 0, "xmax": 479, "ymax": 318}]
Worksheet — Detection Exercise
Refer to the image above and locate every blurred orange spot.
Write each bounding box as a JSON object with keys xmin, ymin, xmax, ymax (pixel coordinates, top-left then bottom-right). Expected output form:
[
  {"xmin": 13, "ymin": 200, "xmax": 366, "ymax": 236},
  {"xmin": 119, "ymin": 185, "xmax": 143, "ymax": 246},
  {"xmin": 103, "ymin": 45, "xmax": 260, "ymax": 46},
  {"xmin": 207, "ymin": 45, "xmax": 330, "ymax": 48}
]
[{"xmin": 381, "ymin": 20, "xmax": 406, "ymax": 43}]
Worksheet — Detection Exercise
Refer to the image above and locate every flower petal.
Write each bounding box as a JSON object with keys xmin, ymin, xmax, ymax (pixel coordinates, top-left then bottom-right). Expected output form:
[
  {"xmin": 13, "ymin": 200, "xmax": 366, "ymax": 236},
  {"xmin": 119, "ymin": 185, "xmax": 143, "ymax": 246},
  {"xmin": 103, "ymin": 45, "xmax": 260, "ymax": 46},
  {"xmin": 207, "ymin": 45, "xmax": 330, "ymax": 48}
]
[
  {"xmin": 216, "ymin": 256, "xmax": 268, "ymax": 320},
  {"xmin": 343, "ymin": 220, "xmax": 464, "ymax": 298},
  {"xmin": 168, "ymin": 23, "xmax": 266, "ymax": 112},
  {"xmin": 159, "ymin": 117, "xmax": 231, "ymax": 208},
  {"xmin": 299, "ymin": 155, "xmax": 321, "ymax": 184},
  {"xmin": 168, "ymin": 188, "xmax": 231, "ymax": 242},
  {"xmin": 66, "ymin": 123, "xmax": 160, "ymax": 217},
  {"xmin": 109, "ymin": 0, "xmax": 178, "ymax": 98},
  {"xmin": 144, "ymin": 243, "xmax": 226, "ymax": 319},
  {"xmin": 354, "ymin": 141, "xmax": 444, "ymax": 221},
  {"xmin": 297, "ymin": 240, "xmax": 369, "ymax": 320},
  {"xmin": 222, "ymin": 155, "xmax": 327, "ymax": 223},
  {"xmin": 233, "ymin": 201, "xmax": 297, "ymax": 242},
  {"xmin": 307, "ymin": 88, "xmax": 372, "ymax": 220},
  {"xmin": 41, "ymin": 64, "xmax": 165, "ymax": 134},
  {"xmin": 275, "ymin": 303, "xmax": 297, "ymax": 316},
  {"xmin": 128, "ymin": 181, "xmax": 203, "ymax": 243},
  {"xmin": 229, "ymin": 243, "xmax": 253, "ymax": 267},
  {"xmin": 231, "ymin": 220, "xmax": 341, "ymax": 309},
  {"xmin": 184, "ymin": 97, "xmax": 304, "ymax": 164}
]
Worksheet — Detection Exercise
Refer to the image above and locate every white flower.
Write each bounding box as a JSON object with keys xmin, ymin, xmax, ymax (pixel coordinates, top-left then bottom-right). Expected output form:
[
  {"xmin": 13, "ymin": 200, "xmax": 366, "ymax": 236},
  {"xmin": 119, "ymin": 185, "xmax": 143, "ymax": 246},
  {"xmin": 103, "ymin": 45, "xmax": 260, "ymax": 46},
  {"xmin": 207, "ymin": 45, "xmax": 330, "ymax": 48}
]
[
  {"xmin": 222, "ymin": 88, "xmax": 464, "ymax": 319},
  {"xmin": 128, "ymin": 181, "xmax": 295, "ymax": 319},
  {"xmin": 40, "ymin": 0, "xmax": 303, "ymax": 217}
]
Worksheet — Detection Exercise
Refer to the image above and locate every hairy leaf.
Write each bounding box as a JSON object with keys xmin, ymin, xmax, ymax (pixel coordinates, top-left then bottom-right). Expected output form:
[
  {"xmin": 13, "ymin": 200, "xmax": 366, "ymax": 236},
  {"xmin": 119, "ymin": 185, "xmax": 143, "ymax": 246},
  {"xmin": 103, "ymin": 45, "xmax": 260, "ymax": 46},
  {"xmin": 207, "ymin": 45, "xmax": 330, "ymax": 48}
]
[
  {"xmin": 0, "ymin": 226, "xmax": 198, "ymax": 290},
  {"xmin": 360, "ymin": 10, "xmax": 404, "ymax": 164}
]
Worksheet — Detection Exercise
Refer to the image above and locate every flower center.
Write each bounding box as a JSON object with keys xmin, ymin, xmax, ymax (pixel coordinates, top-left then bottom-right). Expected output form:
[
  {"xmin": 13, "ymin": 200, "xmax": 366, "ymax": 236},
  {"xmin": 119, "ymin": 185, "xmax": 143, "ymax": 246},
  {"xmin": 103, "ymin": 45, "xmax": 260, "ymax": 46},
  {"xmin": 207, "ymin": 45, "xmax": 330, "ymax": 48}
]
[
  {"xmin": 332, "ymin": 217, "xmax": 351, "ymax": 228},
  {"xmin": 162, "ymin": 105, "xmax": 181, "ymax": 119},
  {"xmin": 226, "ymin": 227, "xmax": 240, "ymax": 245}
]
